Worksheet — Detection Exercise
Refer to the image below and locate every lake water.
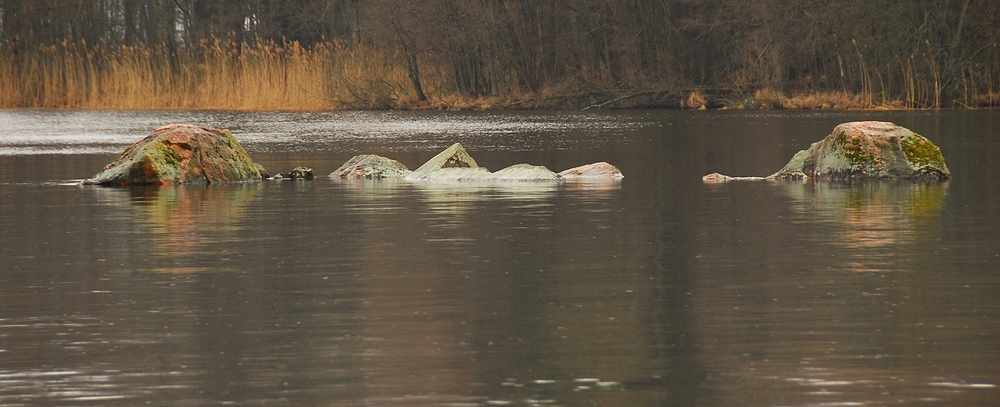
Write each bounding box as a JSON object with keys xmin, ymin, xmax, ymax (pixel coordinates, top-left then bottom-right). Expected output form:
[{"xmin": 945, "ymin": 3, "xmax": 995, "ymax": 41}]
[{"xmin": 1, "ymin": 109, "xmax": 998, "ymax": 407}]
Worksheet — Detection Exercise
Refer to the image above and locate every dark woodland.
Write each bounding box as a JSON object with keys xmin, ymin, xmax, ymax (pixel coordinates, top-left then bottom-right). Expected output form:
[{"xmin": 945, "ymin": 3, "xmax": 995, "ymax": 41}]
[{"xmin": 1, "ymin": 0, "xmax": 998, "ymax": 109}]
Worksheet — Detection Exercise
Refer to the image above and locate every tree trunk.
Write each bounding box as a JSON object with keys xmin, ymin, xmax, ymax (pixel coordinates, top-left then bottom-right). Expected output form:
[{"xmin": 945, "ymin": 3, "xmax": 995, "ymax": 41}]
[{"xmin": 406, "ymin": 50, "xmax": 427, "ymax": 102}]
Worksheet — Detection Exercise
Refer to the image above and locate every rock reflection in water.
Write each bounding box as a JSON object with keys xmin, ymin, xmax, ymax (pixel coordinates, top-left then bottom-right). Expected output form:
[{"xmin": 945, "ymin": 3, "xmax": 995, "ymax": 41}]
[
  {"xmin": 327, "ymin": 179, "xmax": 642, "ymax": 407},
  {"xmin": 780, "ymin": 181, "xmax": 948, "ymax": 272},
  {"xmin": 93, "ymin": 183, "xmax": 263, "ymax": 273}
]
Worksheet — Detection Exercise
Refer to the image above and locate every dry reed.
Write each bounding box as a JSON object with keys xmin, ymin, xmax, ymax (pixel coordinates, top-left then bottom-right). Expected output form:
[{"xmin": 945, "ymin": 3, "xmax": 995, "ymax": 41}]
[
  {"xmin": 1, "ymin": 39, "xmax": 997, "ymax": 110},
  {"xmin": 0, "ymin": 39, "xmax": 419, "ymax": 110}
]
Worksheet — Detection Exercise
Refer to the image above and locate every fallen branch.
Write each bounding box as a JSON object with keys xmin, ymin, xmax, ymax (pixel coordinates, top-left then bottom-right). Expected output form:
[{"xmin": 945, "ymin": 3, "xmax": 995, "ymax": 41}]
[{"xmin": 582, "ymin": 91, "xmax": 655, "ymax": 110}]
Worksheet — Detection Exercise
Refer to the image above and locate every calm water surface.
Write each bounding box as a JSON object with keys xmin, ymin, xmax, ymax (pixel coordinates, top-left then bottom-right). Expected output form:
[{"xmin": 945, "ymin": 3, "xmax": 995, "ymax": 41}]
[{"xmin": 0, "ymin": 109, "xmax": 998, "ymax": 406}]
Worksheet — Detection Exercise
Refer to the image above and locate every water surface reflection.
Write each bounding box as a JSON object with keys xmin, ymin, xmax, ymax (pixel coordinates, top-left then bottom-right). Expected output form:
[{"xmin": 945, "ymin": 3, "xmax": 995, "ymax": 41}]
[{"xmin": 1, "ymin": 110, "xmax": 999, "ymax": 407}]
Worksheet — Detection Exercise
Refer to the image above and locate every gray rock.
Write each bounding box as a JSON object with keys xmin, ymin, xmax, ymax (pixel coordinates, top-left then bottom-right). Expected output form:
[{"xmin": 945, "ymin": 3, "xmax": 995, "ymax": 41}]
[
  {"xmin": 405, "ymin": 143, "xmax": 480, "ymax": 181},
  {"xmin": 274, "ymin": 167, "xmax": 314, "ymax": 180},
  {"xmin": 329, "ymin": 154, "xmax": 412, "ymax": 179},
  {"xmin": 406, "ymin": 163, "xmax": 559, "ymax": 182},
  {"xmin": 491, "ymin": 164, "xmax": 560, "ymax": 181},
  {"xmin": 334, "ymin": 142, "xmax": 622, "ymax": 183}
]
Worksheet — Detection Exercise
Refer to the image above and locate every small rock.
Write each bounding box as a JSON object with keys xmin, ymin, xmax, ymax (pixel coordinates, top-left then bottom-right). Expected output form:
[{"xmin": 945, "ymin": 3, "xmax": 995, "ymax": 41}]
[
  {"xmin": 273, "ymin": 167, "xmax": 314, "ymax": 180},
  {"xmin": 254, "ymin": 163, "xmax": 270, "ymax": 179},
  {"xmin": 702, "ymin": 172, "xmax": 733, "ymax": 183}
]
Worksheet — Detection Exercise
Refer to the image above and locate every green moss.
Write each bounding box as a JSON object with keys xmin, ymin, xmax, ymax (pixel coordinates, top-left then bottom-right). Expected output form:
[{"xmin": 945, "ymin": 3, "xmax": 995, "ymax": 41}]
[
  {"xmin": 154, "ymin": 142, "xmax": 182, "ymax": 166},
  {"xmin": 900, "ymin": 134, "xmax": 945, "ymax": 166},
  {"xmin": 836, "ymin": 131, "xmax": 866, "ymax": 164}
]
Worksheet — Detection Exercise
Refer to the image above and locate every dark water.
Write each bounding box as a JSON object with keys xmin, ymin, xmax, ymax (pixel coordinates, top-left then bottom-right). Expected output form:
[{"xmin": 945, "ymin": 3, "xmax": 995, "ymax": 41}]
[{"xmin": 1, "ymin": 109, "xmax": 998, "ymax": 407}]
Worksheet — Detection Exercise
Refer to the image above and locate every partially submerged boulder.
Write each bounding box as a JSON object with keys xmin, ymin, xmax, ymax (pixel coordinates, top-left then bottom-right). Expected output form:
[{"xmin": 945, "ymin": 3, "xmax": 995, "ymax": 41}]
[
  {"xmin": 84, "ymin": 124, "xmax": 262, "ymax": 186},
  {"xmin": 273, "ymin": 167, "xmax": 314, "ymax": 180},
  {"xmin": 702, "ymin": 173, "xmax": 765, "ymax": 183},
  {"xmin": 558, "ymin": 162, "xmax": 625, "ymax": 179},
  {"xmin": 329, "ymin": 154, "xmax": 412, "ymax": 179},
  {"xmin": 491, "ymin": 164, "xmax": 560, "ymax": 181},
  {"xmin": 704, "ymin": 121, "xmax": 950, "ymax": 182}
]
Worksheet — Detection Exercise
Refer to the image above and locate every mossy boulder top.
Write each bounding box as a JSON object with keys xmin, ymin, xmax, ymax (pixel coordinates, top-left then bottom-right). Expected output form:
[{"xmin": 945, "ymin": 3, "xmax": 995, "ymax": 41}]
[
  {"xmin": 768, "ymin": 121, "xmax": 949, "ymax": 181},
  {"xmin": 84, "ymin": 124, "xmax": 263, "ymax": 186}
]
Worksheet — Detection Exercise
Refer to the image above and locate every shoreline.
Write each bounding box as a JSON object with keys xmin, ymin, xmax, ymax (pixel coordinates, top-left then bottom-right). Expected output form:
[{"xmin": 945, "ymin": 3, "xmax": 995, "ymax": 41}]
[{"xmin": 3, "ymin": 90, "xmax": 998, "ymax": 112}]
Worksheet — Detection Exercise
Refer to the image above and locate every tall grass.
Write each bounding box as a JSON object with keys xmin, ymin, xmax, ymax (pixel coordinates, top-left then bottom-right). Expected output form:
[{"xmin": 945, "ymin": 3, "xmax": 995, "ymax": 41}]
[
  {"xmin": 1, "ymin": 38, "xmax": 997, "ymax": 110},
  {"xmin": 0, "ymin": 39, "xmax": 417, "ymax": 110}
]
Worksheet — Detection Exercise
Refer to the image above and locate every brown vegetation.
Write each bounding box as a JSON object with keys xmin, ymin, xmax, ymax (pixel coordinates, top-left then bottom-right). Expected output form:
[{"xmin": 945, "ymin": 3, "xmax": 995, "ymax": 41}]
[{"xmin": 1, "ymin": 0, "xmax": 998, "ymax": 110}]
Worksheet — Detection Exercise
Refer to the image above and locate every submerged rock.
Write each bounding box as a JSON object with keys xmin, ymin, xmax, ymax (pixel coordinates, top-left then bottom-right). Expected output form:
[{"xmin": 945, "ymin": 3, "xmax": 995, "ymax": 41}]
[
  {"xmin": 704, "ymin": 121, "xmax": 950, "ymax": 182},
  {"xmin": 84, "ymin": 124, "xmax": 262, "ymax": 186},
  {"xmin": 491, "ymin": 164, "xmax": 560, "ymax": 181},
  {"xmin": 701, "ymin": 173, "xmax": 765, "ymax": 183},
  {"xmin": 329, "ymin": 154, "xmax": 412, "ymax": 179},
  {"xmin": 273, "ymin": 167, "xmax": 314, "ymax": 180},
  {"xmin": 558, "ymin": 162, "xmax": 624, "ymax": 179}
]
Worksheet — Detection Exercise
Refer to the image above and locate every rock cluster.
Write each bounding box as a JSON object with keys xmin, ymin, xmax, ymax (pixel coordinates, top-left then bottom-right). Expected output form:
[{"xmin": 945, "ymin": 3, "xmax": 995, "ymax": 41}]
[
  {"xmin": 84, "ymin": 126, "xmax": 622, "ymax": 187},
  {"xmin": 329, "ymin": 142, "xmax": 624, "ymax": 182}
]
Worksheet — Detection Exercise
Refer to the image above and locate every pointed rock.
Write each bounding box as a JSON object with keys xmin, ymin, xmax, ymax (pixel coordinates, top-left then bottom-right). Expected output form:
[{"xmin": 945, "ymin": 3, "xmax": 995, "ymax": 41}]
[
  {"xmin": 406, "ymin": 143, "xmax": 479, "ymax": 180},
  {"xmin": 421, "ymin": 143, "xmax": 479, "ymax": 170}
]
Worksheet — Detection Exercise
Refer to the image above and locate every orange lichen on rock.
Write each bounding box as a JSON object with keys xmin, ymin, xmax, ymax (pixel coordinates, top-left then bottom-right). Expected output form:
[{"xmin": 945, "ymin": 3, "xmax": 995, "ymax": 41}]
[{"xmin": 84, "ymin": 124, "xmax": 264, "ymax": 186}]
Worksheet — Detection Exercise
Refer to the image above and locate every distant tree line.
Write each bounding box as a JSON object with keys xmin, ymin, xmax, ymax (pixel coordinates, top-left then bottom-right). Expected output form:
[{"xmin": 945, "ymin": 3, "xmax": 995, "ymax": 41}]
[{"xmin": 1, "ymin": 0, "xmax": 998, "ymax": 108}]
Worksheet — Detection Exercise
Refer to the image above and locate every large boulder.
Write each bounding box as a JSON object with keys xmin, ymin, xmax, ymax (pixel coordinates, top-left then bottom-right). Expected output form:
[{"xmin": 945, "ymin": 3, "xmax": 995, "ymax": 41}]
[
  {"xmin": 84, "ymin": 124, "xmax": 263, "ymax": 186},
  {"xmin": 329, "ymin": 154, "xmax": 412, "ymax": 179},
  {"xmin": 704, "ymin": 121, "xmax": 950, "ymax": 182}
]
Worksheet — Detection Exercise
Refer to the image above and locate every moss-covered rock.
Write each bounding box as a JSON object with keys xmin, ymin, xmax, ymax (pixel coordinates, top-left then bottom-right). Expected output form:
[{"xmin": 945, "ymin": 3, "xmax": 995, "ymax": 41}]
[
  {"xmin": 84, "ymin": 124, "xmax": 263, "ymax": 186},
  {"xmin": 767, "ymin": 121, "xmax": 950, "ymax": 181},
  {"xmin": 329, "ymin": 154, "xmax": 412, "ymax": 179}
]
